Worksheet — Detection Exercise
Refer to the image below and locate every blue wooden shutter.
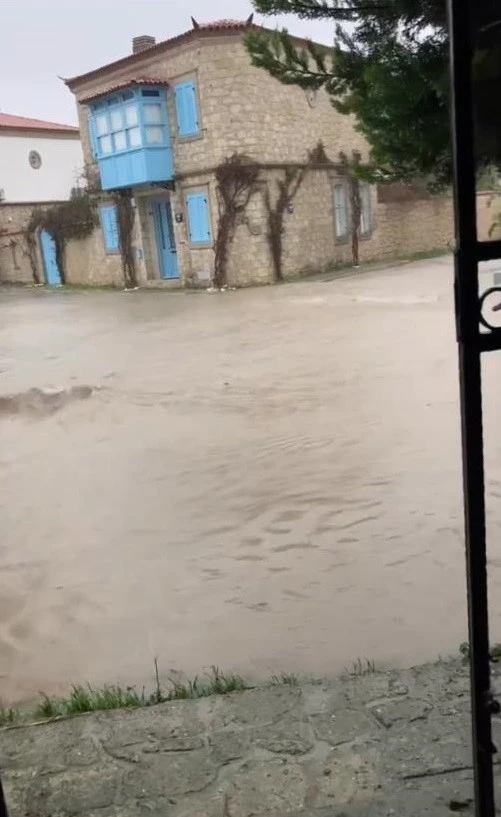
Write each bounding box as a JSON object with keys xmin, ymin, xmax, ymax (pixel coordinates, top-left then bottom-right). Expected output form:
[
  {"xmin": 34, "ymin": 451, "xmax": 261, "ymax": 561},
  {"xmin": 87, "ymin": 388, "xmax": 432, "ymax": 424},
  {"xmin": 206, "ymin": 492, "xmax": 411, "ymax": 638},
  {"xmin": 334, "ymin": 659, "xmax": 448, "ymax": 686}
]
[
  {"xmin": 186, "ymin": 191, "xmax": 211, "ymax": 244},
  {"xmin": 100, "ymin": 205, "xmax": 120, "ymax": 252},
  {"xmin": 88, "ymin": 113, "xmax": 98, "ymax": 158},
  {"xmin": 174, "ymin": 80, "xmax": 200, "ymax": 137}
]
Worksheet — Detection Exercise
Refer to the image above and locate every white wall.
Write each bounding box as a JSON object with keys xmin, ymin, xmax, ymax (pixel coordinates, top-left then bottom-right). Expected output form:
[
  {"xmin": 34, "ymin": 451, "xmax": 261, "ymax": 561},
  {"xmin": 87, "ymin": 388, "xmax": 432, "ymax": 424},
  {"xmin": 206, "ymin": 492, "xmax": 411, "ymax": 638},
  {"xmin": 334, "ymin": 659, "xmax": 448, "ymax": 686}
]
[{"xmin": 0, "ymin": 133, "xmax": 84, "ymax": 203}]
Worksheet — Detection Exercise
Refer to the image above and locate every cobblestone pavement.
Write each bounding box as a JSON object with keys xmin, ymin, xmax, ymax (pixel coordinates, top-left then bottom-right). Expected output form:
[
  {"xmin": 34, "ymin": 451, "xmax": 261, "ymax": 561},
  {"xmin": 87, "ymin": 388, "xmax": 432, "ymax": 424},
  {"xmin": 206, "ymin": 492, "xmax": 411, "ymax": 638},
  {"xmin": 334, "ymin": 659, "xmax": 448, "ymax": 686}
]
[{"xmin": 2, "ymin": 659, "xmax": 499, "ymax": 816}]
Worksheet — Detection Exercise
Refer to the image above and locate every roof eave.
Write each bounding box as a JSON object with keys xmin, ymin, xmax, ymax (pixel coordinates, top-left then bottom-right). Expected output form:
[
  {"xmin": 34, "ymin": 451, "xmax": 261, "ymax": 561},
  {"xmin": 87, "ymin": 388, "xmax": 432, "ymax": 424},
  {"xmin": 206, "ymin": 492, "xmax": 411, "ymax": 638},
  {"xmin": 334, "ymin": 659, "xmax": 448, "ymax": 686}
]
[{"xmin": 64, "ymin": 25, "xmax": 256, "ymax": 92}]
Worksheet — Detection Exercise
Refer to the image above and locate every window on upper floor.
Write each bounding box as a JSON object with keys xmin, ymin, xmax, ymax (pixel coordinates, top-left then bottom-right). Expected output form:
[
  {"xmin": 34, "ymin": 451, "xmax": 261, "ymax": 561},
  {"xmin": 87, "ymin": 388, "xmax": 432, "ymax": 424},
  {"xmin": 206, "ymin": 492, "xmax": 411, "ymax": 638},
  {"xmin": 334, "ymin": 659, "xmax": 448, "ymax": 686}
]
[
  {"xmin": 88, "ymin": 87, "xmax": 170, "ymax": 160},
  {"xmin": 173, "ymin": 79, "xmax": 201, "ymax": 139}
]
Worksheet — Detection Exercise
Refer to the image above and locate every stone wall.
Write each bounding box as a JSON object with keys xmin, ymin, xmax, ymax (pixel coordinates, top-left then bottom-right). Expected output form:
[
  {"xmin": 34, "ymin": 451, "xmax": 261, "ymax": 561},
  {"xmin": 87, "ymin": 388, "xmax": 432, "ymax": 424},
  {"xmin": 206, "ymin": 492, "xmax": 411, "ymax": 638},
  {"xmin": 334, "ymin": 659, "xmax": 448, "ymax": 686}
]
[
  {"xmin": 0, "ymin": 203, "xmax": 39, "ymax": 283},
  {"xmin": 0, "ymin": 201, "xmax": 126, "ymax": 288}
]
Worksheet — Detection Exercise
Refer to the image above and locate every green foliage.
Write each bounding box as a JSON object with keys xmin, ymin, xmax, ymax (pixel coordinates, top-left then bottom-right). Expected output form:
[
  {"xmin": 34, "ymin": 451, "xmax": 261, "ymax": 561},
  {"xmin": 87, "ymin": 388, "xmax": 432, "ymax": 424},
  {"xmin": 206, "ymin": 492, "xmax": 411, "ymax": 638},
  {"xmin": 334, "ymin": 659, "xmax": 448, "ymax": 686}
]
[
  {"xmin": 0, "ymin": 701, "xmax": 20, "ymax": 727},
  {"xmin": 247, "ymin": 0, "xmax": 501, "ymax": 186}
]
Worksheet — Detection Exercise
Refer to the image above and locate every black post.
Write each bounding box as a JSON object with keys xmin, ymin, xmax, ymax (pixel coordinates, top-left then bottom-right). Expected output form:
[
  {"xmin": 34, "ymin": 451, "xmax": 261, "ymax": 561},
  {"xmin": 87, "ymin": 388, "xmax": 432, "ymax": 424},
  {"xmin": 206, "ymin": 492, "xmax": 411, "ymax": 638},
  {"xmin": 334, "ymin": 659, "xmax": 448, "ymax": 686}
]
[
  {"xmin": 0, "ymin": 779, "xmax": 8, "ymax": 817},
  {"xmin": 447, "ymin": 1, "xmax": 496, "ymax": 815}
]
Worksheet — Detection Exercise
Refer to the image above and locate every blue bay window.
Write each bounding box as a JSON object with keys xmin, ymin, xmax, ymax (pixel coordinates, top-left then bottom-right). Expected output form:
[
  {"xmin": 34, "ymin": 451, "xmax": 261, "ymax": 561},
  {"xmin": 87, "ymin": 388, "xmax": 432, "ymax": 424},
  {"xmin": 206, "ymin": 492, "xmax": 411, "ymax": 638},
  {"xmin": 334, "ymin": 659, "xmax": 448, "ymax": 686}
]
[{"xmin": 88, "ymin": 86, "xmax": 174, "ymax": 190}]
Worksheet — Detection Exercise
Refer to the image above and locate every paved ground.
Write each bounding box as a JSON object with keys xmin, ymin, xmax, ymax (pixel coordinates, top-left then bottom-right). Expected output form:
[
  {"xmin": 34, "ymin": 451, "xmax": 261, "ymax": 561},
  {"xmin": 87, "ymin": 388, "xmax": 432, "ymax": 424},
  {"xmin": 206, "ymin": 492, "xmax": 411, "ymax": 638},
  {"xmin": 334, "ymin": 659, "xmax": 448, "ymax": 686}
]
[{"xmin": 1, "ymin": 658, "xmax": 497, "ymax": 816}]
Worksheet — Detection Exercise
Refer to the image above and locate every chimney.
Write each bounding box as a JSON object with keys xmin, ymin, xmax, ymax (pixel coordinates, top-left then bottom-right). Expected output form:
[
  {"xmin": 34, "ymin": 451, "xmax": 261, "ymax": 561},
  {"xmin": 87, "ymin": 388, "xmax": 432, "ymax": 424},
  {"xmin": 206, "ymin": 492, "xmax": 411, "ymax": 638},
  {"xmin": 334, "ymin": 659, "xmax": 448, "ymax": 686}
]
[{"xmin": 132, "ymin": 35, "xmax": 156, "ymax": 54}]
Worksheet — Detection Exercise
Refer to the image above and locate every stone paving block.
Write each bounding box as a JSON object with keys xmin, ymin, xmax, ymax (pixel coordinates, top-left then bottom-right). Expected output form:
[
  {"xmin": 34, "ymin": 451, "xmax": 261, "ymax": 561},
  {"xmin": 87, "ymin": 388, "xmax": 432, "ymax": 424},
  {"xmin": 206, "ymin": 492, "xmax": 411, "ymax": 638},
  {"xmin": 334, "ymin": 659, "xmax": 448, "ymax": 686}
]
[
  {"xmin": 252, "ymin": 715, "xmax": 315, "ymax": 755},
  {"xmin": 24, "ymin": 765, "xmax": 124, "ymax": 816},
  {"xmin": 302, "ymin": 683, "xmax": 348, "ymax": 716},
  {"xmin": 308, "ymin": 744, "xmax": 381, "ymax": 809},
  {"xmin": 367, "ymin": 697, "xmax": 433, "ymax": 728},
  {"xmin": 224, "ymin": 758, "xmax": 307, "ymax": 817},
  {"xmin": 342, "ymin": 675, "xmax": 391, "ymax": 707},
  {"xmin": 121, "ymin": 748, "xmax": 218, "ymax": 801},
  {"xmin": 92, "ymin": 700, "xmax": 206, "ymax": 759},
  {"xmin": 209, "ymin": 686, "xmax": 304, "ymax": 730},
  {"xmin": 310, "ymin": 709, "xmax": 378, "ymax": 746},
  {"xmin": 0, "ymin": 718, "xmax": 99, "ymax": 771},
  {"xmin": 207, "ymin": 727, "xmax": 251, "ymax": 765},
  {"xmin": 376, "ymin": 714, "xmax": 471, "ymax": 779}
]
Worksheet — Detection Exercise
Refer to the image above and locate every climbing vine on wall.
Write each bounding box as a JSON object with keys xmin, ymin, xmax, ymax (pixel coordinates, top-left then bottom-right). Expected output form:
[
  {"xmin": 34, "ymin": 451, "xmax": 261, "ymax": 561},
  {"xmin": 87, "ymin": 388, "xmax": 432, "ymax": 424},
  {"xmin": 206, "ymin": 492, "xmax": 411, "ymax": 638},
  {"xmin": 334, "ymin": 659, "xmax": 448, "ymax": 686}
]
[
  {"xmin": 214, "ymin": 154, "xmax": 261, "ymax": 289},
  {"xmin": 27, "ymin": 188, "xmax": 97, "ymax": 283},
  {"xmin": 263, "ymin": 142, "xmax": 332, "ymax": 283},
  {"xmin": 339, "ymin": 150, "xmax": 363, "ymax": 267},
  {"xmin": 112, "ymin": 189, "xmax": 137, "ymax": 289}
]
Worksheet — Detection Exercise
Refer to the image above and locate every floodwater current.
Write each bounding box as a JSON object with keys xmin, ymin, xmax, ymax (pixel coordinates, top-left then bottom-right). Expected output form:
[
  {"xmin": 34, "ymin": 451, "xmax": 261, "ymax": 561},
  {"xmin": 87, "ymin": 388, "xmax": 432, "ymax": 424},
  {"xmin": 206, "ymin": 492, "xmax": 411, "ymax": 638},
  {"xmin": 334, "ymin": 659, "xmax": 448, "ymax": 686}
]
[{"xmin": 1, "ymin": 257, "xmax": 501, "ymax": 702}]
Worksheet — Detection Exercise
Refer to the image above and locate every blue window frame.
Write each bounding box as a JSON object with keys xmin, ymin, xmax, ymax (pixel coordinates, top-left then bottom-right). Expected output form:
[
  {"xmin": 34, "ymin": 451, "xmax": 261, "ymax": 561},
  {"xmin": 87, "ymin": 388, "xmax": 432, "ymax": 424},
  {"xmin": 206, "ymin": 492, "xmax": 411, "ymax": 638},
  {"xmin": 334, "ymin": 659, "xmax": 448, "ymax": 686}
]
[
  {"xmin": 174, "ymin": 80, "xmax": 200, "ymax": 138},
  {"xmin": 100, "ymin": 204, "xmax": 120, "ymax": 253},
  {"xmin": 185, "ymin": 189, "xmax": 212, "ymax": 245},
  {"xmin": 88, "ymin": 86, "xmax": 170, "ymax": 160}
]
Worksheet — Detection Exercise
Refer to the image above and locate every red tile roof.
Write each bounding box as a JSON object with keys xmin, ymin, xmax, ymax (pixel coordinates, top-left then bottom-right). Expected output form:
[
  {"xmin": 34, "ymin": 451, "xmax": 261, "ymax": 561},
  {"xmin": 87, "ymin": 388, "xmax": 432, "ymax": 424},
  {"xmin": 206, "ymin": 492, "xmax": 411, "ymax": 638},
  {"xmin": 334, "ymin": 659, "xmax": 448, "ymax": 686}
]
[
  {"xmin": 80, "ymin": 77, "xmax": 167, "ymax": 104},
  {"xmin": 0, "ymin": 112, "xmax": 79, "ymax": 133},
  {"xmin": 197, "ymin": 19, "xmax": 251, "ymax": 29},
  {"xmin": 65, "ymin": 18, "xmax": 257, "ymax": 90}
]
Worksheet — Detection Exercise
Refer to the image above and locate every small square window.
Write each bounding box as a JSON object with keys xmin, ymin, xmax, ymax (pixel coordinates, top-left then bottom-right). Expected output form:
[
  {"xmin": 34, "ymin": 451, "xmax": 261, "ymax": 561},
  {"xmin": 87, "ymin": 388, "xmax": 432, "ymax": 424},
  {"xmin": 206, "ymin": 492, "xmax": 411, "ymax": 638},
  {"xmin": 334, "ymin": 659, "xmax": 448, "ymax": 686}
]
[
  {"xmin": 142, "ymin": 89, "xmax": 160, "ymax": 97},
  {"xmin": 107, "ymin": 96, "xmax": 119, "ymax": 106},
  {"xmin": 128, "ymin": 127, "xmax": 142, "ymax": 147},
  {"xmin": 122, "ymin": 90, "xmax": 134, "ymax": 101}
]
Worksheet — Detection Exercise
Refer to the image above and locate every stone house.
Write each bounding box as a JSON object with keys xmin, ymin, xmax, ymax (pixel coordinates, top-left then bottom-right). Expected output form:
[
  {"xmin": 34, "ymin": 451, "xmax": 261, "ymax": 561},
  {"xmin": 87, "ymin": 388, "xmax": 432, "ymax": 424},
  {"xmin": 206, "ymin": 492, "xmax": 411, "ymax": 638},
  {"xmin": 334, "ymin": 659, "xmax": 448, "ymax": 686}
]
[{"xmin": 59, "ymin": 15, "xmax": 484, "ymax": 290}]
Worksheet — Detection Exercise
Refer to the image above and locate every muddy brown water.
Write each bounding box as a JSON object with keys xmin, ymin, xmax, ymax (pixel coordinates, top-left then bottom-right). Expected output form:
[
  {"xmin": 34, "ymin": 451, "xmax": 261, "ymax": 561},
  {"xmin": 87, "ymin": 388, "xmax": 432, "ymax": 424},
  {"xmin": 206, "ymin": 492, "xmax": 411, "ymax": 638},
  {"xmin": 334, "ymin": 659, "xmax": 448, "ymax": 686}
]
[{"xmin": 1, "ymin": 258, "xmax": 501, "ymax": 703}]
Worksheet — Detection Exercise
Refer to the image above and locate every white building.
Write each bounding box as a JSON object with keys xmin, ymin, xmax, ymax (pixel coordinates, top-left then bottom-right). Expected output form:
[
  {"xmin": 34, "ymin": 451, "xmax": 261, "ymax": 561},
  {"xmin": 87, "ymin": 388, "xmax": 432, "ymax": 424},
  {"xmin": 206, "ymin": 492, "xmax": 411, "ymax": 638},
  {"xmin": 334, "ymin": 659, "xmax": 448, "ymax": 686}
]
[{"xmin": 0, "ymin": 113, "xmax": 83, "ymax": 203}]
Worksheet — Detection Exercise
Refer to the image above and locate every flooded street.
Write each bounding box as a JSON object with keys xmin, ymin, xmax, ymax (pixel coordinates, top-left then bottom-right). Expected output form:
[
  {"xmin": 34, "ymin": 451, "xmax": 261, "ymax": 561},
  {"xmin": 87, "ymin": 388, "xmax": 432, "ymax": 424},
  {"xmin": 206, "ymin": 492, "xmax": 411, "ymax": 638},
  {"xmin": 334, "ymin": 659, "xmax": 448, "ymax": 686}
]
[{"xmin": 2, "ymin": 256, "xmax": 501, "ymax": 703}]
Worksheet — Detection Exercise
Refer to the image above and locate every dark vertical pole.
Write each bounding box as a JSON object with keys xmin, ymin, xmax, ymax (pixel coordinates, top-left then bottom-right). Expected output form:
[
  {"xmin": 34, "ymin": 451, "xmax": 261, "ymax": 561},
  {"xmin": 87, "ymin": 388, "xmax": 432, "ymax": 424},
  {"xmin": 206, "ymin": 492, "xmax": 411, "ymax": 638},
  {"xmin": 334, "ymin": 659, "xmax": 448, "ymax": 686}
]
[
  {"xmin": 0, "ymin": 780, "xmax": 8, "ymax": 817},
  {"xmin": 447, "ymin": 1, "xmax": 495, "ymax": 815}
]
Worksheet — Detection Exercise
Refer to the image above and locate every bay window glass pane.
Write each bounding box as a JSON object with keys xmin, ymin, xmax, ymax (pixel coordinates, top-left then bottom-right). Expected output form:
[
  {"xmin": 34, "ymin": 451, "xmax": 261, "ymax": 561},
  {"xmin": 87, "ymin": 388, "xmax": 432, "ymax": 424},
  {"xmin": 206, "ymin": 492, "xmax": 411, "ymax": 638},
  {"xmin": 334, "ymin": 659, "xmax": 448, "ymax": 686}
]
[
  {"xmin": 145, "ymin": 125, "xmax": 164, "ymax": 144},
  {"xmin": 114, "ymin": 131, "xmax": 126, "ymax": 151},
  {"xmin": 98, "ymin": 134, "xmax": 112, "ymax": 155},
  {"xmin": 128, "ymin": 127, "xmax": 142, "ymax": 147},
  {"xmin": 124, "ymin": 105, "xmax": 138, "ymax": 127},
  {"xmin": 110, "ymin": 109, "xmax": 123, "ymax": 131},
  {"xmin": 143, "ymin": 103, "xmax": 162, "ymax": 124},
  {"xmin": 95, "ymin": 113, "xmax": 108, "ymax": 136}
]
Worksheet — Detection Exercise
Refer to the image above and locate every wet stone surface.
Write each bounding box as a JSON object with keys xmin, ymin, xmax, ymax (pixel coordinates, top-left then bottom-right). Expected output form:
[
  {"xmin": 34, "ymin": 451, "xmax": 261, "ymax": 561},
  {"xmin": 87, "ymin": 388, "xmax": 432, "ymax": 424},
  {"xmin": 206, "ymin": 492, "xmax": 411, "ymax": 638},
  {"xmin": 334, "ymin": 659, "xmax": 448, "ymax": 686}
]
[{"xmin": 0, "ymin": 659, "xmax": 494, "ymax": 816}]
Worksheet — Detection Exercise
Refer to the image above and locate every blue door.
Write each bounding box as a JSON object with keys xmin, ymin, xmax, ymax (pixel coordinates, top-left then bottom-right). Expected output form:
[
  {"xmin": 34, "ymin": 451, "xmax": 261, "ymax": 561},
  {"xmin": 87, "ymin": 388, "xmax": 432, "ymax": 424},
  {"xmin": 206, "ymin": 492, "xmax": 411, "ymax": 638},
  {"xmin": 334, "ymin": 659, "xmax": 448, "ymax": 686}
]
[
  {"xmin": 40, "ymin": 229, "xmax": 62, "ymax": 285},
  {"xmin": 153, "ymin": 199, "xmax": 179, "ymax": 279}
]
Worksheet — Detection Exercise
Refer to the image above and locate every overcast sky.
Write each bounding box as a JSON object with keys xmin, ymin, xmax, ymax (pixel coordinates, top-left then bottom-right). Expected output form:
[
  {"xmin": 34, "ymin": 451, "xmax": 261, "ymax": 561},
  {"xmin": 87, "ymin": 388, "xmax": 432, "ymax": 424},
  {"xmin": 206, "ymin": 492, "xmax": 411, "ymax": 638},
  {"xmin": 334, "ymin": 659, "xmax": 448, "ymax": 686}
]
[{"xmin": 1, "ymin": 0, "xmax": 335, "ymax": 125}]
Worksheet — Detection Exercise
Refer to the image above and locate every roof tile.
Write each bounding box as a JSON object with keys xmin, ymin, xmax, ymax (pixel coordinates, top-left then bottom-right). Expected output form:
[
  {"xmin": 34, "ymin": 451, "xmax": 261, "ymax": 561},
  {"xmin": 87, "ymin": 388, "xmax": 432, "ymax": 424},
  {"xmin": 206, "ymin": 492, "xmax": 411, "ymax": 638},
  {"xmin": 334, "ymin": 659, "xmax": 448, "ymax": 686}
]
[
  {"xmin": 0, "ymin": 113, "xmax": 78, "ymax": 133},
  {"xmin": 80, "ymin": 77, "xmax": 167, "ymax": 104}
]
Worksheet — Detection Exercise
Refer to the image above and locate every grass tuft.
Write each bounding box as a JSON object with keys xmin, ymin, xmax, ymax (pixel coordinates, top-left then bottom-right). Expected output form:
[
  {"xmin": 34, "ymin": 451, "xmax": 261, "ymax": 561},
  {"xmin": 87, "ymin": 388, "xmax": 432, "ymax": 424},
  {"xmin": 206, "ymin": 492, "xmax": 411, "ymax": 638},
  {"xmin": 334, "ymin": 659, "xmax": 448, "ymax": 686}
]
[
  {"xmin": 349, "ymin": 658, "xmax": 376, "ymax": 677},
  {"xmin": 34, "ymin": 663, "xmax": 251, "ymax": 720},
  {"xmin": 271, "ymin": 673, "xmax": 299, "ymax": 687},
  {"xmin": 0, "ymin": 702, "xmax": 20, "ymax": 727}
]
